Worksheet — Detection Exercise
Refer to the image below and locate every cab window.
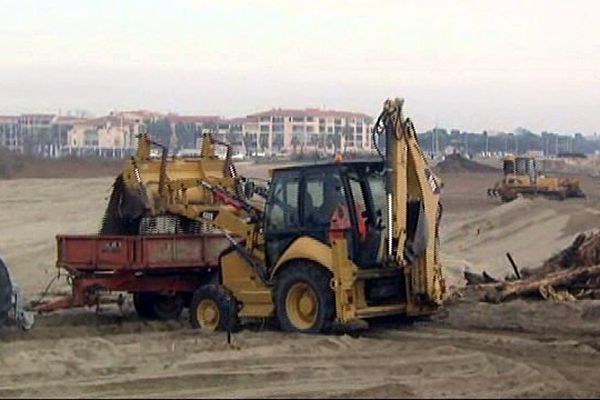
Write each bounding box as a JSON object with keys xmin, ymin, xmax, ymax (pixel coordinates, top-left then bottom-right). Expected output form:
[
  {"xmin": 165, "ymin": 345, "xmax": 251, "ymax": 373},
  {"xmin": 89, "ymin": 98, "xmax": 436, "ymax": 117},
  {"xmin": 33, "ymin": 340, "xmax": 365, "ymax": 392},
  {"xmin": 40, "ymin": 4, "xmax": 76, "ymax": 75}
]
[{"xmin": 265, "ymin": 171, "xmax": 299, "ymax": 232}]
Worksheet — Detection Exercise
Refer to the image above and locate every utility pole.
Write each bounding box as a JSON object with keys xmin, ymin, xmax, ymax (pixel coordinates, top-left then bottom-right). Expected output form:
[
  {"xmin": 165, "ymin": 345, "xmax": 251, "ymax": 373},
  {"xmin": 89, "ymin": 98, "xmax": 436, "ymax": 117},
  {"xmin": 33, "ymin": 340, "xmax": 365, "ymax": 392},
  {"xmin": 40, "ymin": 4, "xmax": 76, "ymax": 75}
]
[{"xmin": 483, "ymin": 130, "xmax": 489, "ymax": 157}]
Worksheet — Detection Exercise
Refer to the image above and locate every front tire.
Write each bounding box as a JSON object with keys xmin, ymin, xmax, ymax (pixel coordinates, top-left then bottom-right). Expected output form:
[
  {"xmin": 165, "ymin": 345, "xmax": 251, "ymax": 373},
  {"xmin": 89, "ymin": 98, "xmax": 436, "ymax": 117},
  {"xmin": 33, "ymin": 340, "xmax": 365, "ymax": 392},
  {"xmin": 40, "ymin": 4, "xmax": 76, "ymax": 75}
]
[
  {"xmin": 190, "ymin": 285, "xmax": 239, "ymax": 332},
  {"xmin": 275, "ymin": 262, "xmax": 335, "ymax": 333}
]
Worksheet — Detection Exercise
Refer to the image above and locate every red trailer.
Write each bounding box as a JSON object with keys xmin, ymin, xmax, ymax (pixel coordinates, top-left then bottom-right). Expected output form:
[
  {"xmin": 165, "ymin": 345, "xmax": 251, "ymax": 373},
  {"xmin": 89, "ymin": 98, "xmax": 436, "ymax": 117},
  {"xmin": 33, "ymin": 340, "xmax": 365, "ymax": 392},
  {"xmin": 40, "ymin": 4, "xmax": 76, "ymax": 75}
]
[{"xmin": 34, "ymin": 233, "xmax": 235, "ymax": 320}]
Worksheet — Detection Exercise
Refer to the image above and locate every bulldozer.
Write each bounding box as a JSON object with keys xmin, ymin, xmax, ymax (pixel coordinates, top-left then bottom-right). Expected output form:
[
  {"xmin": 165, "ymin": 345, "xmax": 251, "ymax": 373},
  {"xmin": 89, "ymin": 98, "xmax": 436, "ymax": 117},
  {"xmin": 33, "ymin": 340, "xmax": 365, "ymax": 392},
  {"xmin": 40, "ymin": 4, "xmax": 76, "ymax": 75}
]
[
  {"xmin": 488, "ymin": 155, "xmax": 585, "ymax": 202},
  {"xmin": 99, "ymin": 97, "xmax": 445, "ymax": 333}
]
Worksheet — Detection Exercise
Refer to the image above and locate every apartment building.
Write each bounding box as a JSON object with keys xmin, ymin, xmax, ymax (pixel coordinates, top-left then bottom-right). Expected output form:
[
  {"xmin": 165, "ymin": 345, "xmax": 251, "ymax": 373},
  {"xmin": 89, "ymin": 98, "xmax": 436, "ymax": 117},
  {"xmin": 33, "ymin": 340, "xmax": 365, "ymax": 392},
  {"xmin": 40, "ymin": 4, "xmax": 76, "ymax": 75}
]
[
  {"xmin": 67, "ymin": 116, "xmax": 138, "ymax": 157},
  {"xmin": 0, "ymin": 116, "xmax": 21, "ymax": 152},
  {"xmin": 244, "ymin": 108, "xmax": 374, "ymax": 155}
]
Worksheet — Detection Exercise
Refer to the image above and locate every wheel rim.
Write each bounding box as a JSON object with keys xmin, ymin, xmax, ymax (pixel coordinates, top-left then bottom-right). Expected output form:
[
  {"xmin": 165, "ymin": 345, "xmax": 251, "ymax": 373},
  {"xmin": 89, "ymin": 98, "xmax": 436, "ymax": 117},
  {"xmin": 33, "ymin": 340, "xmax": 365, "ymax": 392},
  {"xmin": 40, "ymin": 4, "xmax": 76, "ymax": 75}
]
[
  {"xmin": 285, "ymin": 282, "xmax": 318, "ymax": 330},
  {"xmin": 196, "ymin": 299, "xmax": 220, "ymax": 332}
]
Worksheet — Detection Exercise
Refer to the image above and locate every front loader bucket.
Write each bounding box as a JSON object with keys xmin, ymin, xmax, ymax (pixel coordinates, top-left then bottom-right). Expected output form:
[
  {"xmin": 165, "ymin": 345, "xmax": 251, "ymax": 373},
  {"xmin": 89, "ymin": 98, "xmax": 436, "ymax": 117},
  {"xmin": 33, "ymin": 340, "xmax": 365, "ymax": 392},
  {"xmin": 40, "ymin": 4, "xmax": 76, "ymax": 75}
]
[{"xmin": 0, "ymin": 258, "xmax": 13, "ymax": 328}]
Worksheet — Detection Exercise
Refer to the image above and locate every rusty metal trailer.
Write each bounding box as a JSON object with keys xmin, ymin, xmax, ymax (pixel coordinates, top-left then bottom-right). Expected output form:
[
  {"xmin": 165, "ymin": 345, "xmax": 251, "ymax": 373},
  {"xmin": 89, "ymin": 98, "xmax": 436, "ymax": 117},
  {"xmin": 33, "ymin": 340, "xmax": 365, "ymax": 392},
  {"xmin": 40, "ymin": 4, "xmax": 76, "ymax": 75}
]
[{"xmin": 33, "ymin": 233, "xmax": 234, "ymax": 320}]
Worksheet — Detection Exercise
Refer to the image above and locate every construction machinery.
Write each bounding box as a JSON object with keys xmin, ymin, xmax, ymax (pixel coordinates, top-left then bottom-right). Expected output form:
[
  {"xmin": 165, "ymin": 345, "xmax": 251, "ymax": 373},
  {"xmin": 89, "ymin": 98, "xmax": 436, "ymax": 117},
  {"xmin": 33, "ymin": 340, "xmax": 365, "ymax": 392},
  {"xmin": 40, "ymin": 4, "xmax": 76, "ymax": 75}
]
[
  {"xmin": 488, "ymin": 155, "xmax": 585, "ymax": 202},
  {"xmin": 36, "ymin": 97, "xmax": 445, "ymax": 333}
]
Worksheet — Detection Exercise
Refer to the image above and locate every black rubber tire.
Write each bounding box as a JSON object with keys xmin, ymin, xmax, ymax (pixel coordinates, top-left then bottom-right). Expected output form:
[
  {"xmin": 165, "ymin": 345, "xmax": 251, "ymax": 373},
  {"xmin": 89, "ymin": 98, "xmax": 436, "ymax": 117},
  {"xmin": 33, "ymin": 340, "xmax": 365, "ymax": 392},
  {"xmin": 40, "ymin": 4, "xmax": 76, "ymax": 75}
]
[
  {"xmin": 190, "ymin": 285, "xmax": 239, "ymax": 332},
  {"xmin": 0, "ymin": 258, "xmax": 12, "ymax": 328},
  {"xmin": 133, "ymin": 292, "xmax": 156, "ymax": 319},
  {"xmin": 133, "ymin": 292, "xmax": 184, "ymax": 321},
  {"xmin": 274, "ymin": 262, "xmax": 335, "ymax": 334},
  {"xmin": 151, "ymin": 293, "xmax": 185, "ymax": 320}
]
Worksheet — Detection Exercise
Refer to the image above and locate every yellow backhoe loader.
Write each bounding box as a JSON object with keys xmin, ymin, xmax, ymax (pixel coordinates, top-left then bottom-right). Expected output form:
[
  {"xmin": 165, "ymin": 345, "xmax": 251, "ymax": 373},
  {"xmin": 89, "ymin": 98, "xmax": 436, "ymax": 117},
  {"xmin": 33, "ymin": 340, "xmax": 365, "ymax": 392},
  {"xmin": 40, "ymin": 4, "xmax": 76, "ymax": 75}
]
[
  {"xmin": 488, "ymin": 155, "xmax": 585, "ymax": 202},
  {"xmin": 100, "ymin": 97, "xmax": 445, "ymax": 333}
]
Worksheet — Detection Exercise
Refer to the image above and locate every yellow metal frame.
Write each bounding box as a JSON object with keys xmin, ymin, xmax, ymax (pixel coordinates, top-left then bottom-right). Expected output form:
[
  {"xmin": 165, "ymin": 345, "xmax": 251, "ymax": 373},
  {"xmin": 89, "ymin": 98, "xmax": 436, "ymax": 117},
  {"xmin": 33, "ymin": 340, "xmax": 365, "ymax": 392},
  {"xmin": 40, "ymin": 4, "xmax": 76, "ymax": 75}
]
[{"xmin": 118, "ymin": 98, "xmax": 445, "ymax": 327}]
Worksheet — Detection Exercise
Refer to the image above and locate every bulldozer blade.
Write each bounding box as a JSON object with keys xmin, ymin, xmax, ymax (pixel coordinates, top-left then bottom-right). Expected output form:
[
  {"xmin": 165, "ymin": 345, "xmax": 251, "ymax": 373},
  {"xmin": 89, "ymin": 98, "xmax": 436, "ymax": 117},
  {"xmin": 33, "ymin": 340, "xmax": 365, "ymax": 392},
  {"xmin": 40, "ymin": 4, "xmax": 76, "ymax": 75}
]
[{"xmin": 99, "ymin": 174, "xmax": 146, "ymax": 235}]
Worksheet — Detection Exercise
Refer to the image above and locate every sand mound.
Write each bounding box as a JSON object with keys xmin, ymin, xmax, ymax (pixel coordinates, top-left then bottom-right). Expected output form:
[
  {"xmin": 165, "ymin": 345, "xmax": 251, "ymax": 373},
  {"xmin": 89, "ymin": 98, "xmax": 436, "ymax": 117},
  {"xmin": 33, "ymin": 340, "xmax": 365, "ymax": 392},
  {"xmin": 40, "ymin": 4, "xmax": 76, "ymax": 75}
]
[
  {"xmin": 435, "ymin": 154, "xmax": 498, "ymax": 174},
  {"xmin": 440, "ymin": 197, "xmax": 574, "ymax": 288}
]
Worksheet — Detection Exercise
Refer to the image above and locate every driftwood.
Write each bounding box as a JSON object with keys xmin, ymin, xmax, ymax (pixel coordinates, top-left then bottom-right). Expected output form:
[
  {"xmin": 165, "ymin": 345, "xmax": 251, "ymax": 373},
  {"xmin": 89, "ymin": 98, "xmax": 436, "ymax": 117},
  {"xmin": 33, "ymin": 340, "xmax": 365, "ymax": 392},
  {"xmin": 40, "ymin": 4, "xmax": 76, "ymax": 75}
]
[
  {"xmin": 464, "ymin": 270, "xmax": 498, "ymax": 285},
  {"xmin": 484, "ymin": 264, "xmax": 600, "ymax": 303}
]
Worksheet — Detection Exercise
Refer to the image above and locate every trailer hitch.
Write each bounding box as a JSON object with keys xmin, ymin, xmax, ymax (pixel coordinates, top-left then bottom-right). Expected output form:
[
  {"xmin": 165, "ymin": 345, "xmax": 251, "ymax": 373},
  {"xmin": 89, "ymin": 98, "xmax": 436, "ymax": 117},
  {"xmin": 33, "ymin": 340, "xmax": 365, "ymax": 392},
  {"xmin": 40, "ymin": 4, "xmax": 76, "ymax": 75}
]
[{"xmin": 10, "ymin": 283, "xmax": 34, "ymax": 331}]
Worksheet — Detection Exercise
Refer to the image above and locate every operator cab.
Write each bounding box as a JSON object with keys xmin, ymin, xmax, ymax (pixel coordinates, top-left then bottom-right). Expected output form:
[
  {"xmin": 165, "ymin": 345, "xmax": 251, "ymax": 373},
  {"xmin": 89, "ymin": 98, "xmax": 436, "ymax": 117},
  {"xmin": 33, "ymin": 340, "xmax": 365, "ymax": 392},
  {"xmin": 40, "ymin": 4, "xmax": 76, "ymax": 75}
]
[{"xmin": 263, "ymin": 161, "xmax": 387, "ymax": 269}]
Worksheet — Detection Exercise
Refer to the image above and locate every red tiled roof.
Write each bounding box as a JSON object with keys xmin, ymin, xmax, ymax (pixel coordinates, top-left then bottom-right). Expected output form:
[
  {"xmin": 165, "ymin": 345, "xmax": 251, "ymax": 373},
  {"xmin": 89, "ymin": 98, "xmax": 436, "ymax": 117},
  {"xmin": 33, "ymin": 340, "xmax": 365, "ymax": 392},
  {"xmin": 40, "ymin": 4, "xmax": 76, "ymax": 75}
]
[
  {"xmin": 222, "ymin": 117, "xmax": 252, "ymax": 124},
  {"xmin": 73, "ymin": 116, "xmax": 126, "ymax": 127},
  {"xmin": 54, "ymin": 116, "xmax": 87, "ymax": 125},
  {"xmin": 18, "ymin": 113, "xmax": 56, "ymax": 120},
  {"xmin": 0, "ymin": 116, "xmax": 19, "ymax": 123},
  {"xmin": 165, "ymin": 114, "xmax": 221, "ymax": 124},
  {"xmin": 247, "ymin": 108, "xmax": 371, "ymax": 120}
]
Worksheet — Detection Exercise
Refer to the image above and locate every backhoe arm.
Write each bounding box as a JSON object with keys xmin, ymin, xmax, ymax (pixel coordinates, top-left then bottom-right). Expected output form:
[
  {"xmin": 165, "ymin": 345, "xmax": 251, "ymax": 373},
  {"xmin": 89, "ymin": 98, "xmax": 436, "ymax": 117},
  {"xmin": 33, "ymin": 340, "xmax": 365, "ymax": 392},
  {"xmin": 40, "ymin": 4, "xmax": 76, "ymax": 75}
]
[{"xmin": 375, "ymin": 98, "xmax": 444, "ymax": 306}]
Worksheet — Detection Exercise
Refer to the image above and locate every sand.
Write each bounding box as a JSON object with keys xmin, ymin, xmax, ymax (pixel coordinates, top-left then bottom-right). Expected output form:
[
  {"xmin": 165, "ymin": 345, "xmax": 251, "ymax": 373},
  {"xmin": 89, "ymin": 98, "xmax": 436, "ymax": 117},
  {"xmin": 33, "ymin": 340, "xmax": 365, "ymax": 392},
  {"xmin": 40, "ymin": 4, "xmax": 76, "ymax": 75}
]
[{"xmin": 1, "ymin": 166, "xmax": 600, "ymax": 397}]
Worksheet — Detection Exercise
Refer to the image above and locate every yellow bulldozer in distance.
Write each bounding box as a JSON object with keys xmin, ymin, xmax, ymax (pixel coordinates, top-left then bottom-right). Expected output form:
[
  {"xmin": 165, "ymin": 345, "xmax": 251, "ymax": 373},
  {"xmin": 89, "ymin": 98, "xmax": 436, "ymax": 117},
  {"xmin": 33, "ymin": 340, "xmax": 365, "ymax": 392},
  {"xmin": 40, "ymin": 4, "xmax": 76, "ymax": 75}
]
[
  {"xmin": 101, "ymin": 97, "xmax": 445, "ymax": 333},
  {"xmin": 488, "ymin": 155, "xmax": 585, "ymax": 202}
]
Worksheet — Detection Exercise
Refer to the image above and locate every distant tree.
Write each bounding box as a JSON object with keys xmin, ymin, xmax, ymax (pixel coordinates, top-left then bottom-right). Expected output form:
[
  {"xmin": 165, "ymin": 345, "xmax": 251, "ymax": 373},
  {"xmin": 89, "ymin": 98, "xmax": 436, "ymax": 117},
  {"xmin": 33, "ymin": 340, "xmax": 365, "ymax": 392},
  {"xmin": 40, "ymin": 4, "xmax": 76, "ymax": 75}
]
[
  {"xmin": 291, "ymin": 136, "xmax": 300, "ymax": 154},
  {"xmin": 174, "ymin": 123, "xmax": 198, "ymax": 149},
  {"xmin": 333, "ymin": 132, "xmax": 342, "ymax": 153},
  {"xmin": 146, "ymin": 119, "xmax": 172, "ymax": 147}
]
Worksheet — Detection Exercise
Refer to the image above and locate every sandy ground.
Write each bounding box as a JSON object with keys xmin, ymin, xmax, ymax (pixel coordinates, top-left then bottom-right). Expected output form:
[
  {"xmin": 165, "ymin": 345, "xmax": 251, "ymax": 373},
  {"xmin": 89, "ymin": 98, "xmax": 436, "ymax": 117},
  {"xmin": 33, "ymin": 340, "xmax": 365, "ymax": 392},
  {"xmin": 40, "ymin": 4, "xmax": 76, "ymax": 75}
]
[{"xmin": 1, "ymin": 165, "xmax": 600, "ymax": 397}]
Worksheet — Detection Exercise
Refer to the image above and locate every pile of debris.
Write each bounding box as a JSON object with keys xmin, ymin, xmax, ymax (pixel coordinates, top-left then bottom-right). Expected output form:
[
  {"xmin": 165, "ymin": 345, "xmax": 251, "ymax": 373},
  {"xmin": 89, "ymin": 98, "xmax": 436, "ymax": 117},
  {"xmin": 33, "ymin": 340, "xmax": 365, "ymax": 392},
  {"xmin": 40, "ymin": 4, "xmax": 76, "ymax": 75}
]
[
  {"xmin": 434, "ymin": 154, "xmax": 498, "ymax": 174},
  {"xmin": 464, "ymin": 229, "xmax": 600, "ymax": 303}
]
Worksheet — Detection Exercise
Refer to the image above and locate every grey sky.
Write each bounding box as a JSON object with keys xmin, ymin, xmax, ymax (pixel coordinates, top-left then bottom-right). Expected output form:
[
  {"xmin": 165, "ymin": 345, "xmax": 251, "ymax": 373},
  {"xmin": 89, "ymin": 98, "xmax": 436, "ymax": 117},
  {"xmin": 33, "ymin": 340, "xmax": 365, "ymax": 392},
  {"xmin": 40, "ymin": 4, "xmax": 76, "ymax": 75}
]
[{"xmin": 0, "ymin": 0, "xmax": 598, "ymax": 134}]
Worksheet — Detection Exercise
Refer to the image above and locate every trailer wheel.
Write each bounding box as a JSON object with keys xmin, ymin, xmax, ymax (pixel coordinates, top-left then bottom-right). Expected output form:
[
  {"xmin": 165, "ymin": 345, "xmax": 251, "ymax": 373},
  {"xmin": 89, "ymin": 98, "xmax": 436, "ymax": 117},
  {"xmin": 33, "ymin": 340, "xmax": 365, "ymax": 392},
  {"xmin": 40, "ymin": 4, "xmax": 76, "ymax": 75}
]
[
  {"xmin": 133, "ymin": 292, "xmax": 156, "ymax": 319},
  {"xmin": 0, "ymin": 258, "xmax": 12, "ymax": 328},
  {"xmin": 133, "ymin": 292, "xmax": 184, "ymax": 321},
  {"xmin": 190, "ymin": 285, "xmax": 239, "ymax": 332},
  {"xmin": 275, "ymin": 263, "xmax": 334, "ymax": 333},
  {"xmin": 152, "ymin": 294, "xmax": 185, "ymax": 320}
]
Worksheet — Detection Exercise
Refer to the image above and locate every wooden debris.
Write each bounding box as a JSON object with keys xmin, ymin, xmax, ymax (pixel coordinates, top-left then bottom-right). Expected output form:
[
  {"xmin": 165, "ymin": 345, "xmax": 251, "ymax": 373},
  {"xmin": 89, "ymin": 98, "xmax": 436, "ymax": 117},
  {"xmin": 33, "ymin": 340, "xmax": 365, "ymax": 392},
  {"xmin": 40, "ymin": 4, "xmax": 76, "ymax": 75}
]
[{"xmin": 483, "ymin": 264, "xmax": 600, "ymax": 303}]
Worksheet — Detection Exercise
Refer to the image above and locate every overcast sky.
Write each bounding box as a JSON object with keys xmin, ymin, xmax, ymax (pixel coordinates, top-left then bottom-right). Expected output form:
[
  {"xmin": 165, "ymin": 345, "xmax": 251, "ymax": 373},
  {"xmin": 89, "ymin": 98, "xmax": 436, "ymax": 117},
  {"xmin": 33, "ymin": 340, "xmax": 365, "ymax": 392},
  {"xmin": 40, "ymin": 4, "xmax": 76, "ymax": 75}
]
[{"xmin": 0, "ymin": 0, "xmax": 598, "ymax": 134}]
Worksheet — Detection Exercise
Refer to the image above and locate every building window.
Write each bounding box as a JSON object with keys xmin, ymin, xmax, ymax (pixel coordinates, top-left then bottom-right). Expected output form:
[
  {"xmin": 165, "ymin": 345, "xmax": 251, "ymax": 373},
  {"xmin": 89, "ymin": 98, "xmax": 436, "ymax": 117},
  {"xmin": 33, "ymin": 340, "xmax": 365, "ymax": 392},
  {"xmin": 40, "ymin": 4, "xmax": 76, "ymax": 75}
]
[
  {"xmin": 306, "ymin": 116, "xmax": 314, "ymax": 122},
  {"xmin": 306, "ymin": 126, "xmax": 314, "ymax": 133},
  {"xmin": 273, "ymin": 133, "xmax": 284, "ymax": 149},
  {"xmin": 292, "ymin": 125, "xmax": 304, "ymax": 133},
  {"xmin": 273, "ymin": 124, "xmax": 284, "ymax": 132},
  {"xmin": 260, "ymin": 116, "xmax": 270, "ymax": 122},
  {"xmin": 273, "ymin": 116, "xmax": 284, "ymax": 123},
  {"xmin": 260, "ymin": 125, "xmax": 270, "ymax": 133},
  {"xmin": 334, "ymin": 118, "xmax": 342, "ymax": 125},
  {"xmin": 319, "ymin": 118, "xmax": 325, "ymax": 124}
]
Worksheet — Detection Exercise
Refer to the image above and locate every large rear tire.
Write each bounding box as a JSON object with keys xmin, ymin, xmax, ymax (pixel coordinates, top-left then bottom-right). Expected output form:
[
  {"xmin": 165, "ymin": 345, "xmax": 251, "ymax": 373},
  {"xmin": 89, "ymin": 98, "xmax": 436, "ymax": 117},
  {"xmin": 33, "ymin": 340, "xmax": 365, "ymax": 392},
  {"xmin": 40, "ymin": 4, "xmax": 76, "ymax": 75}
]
[
  {"xmin": 275, "ymin": 262, "xmax": 335, "ymax": 333},
  {"xmin": 0, "ymin": 258, "xmax": 13, "ymax": 328}
]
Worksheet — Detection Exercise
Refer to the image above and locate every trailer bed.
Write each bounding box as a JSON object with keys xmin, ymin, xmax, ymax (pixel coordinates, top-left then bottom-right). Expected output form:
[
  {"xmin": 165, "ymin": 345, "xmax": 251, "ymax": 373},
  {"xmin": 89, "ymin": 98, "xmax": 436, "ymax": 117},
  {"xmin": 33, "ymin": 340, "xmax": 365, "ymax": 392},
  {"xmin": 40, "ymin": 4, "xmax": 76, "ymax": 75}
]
[
  {"xmin": 57, "ymin": 233, "xmax": 232, "ymax": 272},
  {"xmin": 34, "ymin": 233, "xmax": 235, "ymax": 313}
]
